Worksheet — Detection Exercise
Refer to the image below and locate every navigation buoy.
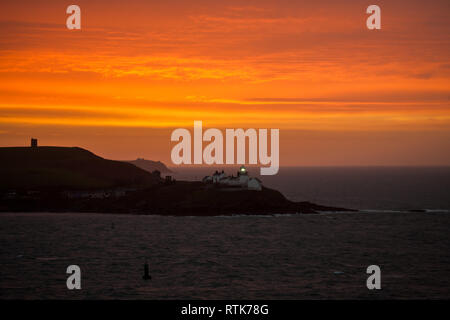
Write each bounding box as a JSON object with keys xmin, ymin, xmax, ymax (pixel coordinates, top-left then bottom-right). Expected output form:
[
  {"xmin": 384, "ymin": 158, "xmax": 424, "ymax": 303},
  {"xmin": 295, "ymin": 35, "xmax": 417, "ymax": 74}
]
[{"xmin": 143, "ymin": 262, "xmax": 151, "ymax": 280}]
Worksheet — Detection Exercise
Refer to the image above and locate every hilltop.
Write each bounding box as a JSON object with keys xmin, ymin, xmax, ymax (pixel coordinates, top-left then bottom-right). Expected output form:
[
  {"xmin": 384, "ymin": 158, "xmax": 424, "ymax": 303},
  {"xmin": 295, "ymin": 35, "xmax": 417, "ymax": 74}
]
[{"xmin": 0, "ymin": 146, "xmax": 159, "ymax": 190}]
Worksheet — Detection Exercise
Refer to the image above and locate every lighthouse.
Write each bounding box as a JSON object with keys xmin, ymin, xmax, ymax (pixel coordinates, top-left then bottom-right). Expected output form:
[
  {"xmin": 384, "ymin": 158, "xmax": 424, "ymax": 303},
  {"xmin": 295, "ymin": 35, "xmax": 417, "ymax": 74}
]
[{"xmin": 238, "ymin": 165, "xmax": 247, "ymax": 176}]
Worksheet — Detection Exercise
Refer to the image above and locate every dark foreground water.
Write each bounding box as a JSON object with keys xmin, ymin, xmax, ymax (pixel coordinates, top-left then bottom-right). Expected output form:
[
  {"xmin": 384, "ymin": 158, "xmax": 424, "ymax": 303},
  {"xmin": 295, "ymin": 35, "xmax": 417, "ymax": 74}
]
[{"xmin": 1, "ymin": 211, "xmax": 449, "ymax": 299}]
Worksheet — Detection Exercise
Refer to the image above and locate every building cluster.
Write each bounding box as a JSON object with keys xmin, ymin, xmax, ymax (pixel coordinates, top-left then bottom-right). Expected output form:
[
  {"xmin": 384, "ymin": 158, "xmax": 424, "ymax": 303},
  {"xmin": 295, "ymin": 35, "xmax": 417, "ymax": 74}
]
[{"xmin": 202, "ymin": 166, "xmax": 262, "ymax": 191}]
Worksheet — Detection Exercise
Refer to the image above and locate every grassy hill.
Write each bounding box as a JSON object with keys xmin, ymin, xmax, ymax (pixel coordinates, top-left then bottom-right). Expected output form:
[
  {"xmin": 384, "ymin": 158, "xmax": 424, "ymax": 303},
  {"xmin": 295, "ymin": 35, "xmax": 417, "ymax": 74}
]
[{"xmin": 0, "ymin": 147, "xmax": 159, "ymax": 190}]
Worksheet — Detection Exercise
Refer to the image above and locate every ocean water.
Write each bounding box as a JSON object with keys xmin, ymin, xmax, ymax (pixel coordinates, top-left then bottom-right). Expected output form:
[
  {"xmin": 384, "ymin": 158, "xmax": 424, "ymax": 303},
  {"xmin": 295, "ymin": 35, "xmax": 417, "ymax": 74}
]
[
  {"xmin": 0, "ymin": 167, "xmax": 449, "ymax": 299},
  {"xmin": 0, "ymin": 212, "xmax": 449, "ymax": 299}
]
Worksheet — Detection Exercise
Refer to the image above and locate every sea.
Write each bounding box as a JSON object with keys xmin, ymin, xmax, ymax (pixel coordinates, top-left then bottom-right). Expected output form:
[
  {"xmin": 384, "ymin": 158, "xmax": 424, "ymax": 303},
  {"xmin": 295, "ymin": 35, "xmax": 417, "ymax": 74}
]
[{"xmin": 0, "ymin": 167, "xmax": 449, "ymax": 299}]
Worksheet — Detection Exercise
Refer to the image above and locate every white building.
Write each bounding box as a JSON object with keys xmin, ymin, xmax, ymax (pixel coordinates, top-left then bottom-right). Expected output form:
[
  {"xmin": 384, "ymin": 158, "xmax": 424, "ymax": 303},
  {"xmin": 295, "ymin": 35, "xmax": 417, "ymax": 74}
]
[{"xmin": 202, "ymin": 166, "xmax": 262, "ymax": 191}]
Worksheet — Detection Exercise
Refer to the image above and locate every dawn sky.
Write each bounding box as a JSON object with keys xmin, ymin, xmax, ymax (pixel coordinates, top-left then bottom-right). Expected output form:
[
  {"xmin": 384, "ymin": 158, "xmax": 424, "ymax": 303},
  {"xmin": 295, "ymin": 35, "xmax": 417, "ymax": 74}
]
[{"xmin": 0, "ymin": 0, "xmax": 449, "ymax": 166}]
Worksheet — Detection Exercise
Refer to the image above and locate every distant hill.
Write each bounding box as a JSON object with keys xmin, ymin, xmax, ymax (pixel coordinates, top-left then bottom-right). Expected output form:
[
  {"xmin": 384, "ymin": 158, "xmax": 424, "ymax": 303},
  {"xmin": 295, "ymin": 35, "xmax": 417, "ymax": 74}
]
[
  {"xmin": 126, "ymin": 158, "xmax": 172, "ymax": 174},
  {"xmin": 0, "ymin": 147, "xmax": 160, "ymax": 190}
]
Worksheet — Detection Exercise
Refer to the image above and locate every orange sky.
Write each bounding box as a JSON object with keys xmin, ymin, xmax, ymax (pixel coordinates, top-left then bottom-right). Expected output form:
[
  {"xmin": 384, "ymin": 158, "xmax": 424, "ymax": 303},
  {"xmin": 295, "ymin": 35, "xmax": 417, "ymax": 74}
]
[{"xmin": 0, "ymin": 0, "xmax": 449, "ymax": 166}]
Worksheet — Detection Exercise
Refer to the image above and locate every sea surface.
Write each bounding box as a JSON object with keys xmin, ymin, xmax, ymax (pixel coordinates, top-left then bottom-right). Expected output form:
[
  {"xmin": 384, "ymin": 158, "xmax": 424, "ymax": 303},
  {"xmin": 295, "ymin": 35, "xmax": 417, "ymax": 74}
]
[{"xmin": 0, "ymin": 167, "xmax": 449, "ymax": 299}]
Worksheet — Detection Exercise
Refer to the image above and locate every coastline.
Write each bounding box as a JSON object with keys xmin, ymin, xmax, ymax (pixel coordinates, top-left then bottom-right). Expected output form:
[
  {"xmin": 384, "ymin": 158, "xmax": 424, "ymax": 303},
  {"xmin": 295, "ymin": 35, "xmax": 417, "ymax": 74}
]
[{"xmin": 0, "ymin": 182, "xmax": 355, "ymax": 216}]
